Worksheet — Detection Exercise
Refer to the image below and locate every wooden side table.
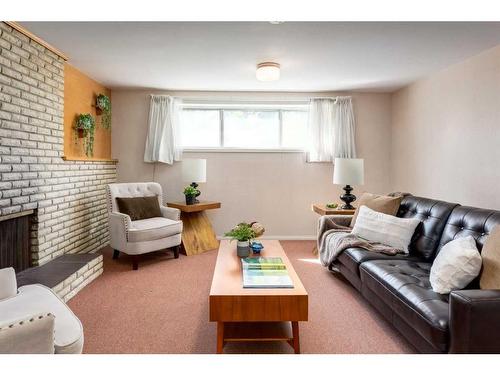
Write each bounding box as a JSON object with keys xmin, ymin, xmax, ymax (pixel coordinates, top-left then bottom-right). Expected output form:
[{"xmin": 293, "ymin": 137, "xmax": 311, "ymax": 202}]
[
  {"xmin": 311, "ymin": 204, "xmax": 355, "ymax": 254},
  {"xmin": 167, "ymin": 201, "xmax": 221, "ymax": 256},
  {"xmin": 312, "ymin": 203, "xmax": 356, "ymax": 216}
]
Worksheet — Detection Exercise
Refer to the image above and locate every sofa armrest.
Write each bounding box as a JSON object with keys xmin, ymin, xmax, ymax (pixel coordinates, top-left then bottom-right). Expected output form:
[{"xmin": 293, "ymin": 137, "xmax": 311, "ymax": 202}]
[
  {"xmin": 317, "ymin": 215, "xmax": 353, "ymax": 249},
  {"xmin": 321, "ymin": 215, "xmax": 353, "ymax": 228},
  {"xmin": 0, "ymin": 313, "xmax": 55, "ymax": 354},
  {"xmin": 449, "ymin": 289, "xmax": 500, "ymax": 353},
  {"xmin": 160, "ymin": 205, "xmax": 181, "ymax": 221},
  {"xmin": 109, "ymin": 212, "xmax": 131, "ymax": 249}
]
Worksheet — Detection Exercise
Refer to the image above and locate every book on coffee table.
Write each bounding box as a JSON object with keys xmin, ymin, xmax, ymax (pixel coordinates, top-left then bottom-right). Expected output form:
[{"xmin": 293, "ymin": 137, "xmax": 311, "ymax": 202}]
[{"xmin": 241, "ymin": 257, "xmax": 294, "ymax": 288}]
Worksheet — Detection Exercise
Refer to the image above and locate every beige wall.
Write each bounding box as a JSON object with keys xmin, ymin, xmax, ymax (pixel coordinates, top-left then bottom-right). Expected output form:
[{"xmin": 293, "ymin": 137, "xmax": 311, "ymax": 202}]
[
  {"xmin": 391, "ymin": 45, "xmax": 500, "ymax": 210},
  {"xmin": 111, "ymin": 90, "xmax": 393, "ymax": 238}
]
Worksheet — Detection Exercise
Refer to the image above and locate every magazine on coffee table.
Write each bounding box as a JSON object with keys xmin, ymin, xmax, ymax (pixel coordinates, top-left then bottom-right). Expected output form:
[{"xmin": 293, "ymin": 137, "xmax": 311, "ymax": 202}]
[{"xmin": 241, "ymin": 257, "xmax": 294, "ymax": 288}]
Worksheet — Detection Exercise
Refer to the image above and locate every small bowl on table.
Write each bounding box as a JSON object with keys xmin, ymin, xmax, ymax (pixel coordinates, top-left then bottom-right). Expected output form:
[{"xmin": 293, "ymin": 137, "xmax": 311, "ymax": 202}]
[{"xmin": 250, "ymin": 241, "xmax": 264, "ymax": 255}]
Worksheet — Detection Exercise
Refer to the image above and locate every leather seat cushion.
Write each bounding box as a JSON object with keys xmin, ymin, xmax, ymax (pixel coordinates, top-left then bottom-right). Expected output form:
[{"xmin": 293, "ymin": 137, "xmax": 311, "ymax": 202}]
[
  {"xmin": 0, "ymin": 284, "xmax": 83, "ymax": 354},
  {"xmin": 337, "ymin": 247, "xmax": 421, "ymax": 276},
  {"xmin": 360, "ymin": 260, "xmax": 449, "ymax": 352},
  {"xmin": 128, "ymin": 217, "xmax": 182, "ymax": 243}
]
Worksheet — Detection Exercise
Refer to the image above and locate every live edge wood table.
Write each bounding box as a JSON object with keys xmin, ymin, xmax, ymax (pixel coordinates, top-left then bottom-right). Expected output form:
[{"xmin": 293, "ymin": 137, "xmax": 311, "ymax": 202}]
[
  {"xmin": 166, "ymin": 201, "xmax": 221, "ymax": 256},
  {"xmin": 209, "ymin": 240, "xmax": 308, "ymax": 354}
]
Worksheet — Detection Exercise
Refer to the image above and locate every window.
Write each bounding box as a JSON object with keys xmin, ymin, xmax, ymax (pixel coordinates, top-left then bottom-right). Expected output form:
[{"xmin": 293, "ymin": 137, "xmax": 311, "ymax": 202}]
[
  {"xmin": 179, "ymin": 102, "xmax": 309, "ymax": 151},
  {"xmin": 180, "ymin": 109, "xmax": 220, "ymax": 148}
]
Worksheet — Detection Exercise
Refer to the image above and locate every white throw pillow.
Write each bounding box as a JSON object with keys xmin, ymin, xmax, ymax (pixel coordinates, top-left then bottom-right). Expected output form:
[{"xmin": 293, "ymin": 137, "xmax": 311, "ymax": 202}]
[
  {"xmin": 430, "ymin": 236, "xmax": 482, "ymax": 294},
  {"xmin": 351, "ymin": 206, "xmax": 420, "ymax": 253}
]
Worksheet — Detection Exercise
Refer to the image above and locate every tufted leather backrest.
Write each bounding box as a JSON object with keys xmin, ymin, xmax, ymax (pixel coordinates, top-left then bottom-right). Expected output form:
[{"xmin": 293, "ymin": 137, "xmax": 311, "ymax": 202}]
[
  {"xmin": 107, "ymin": 182, "xmax": 163, "ymax": 213},
  {"xmin": 438, "ymin": 206, "xmax": 500, "ymax": 254},
  {"xmin": 397, "ymin": 195, "xmax": 459, "ymax": 261}
]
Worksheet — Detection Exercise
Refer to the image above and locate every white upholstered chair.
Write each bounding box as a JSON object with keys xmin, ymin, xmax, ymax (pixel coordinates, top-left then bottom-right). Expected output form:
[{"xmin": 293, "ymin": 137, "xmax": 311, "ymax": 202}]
[
  {"xmin": 0, "ymin": 267, "xmax": 84, "ymax": 354},
  {"xmin": 106, "ymin": 182, "xmax": 182, "ymax": 270}
]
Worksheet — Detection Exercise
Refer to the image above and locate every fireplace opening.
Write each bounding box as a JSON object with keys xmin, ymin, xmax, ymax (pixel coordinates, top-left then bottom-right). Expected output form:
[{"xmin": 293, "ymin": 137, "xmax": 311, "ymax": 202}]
[{"xmin": 0, "ymin": 210, "xmax": 34, "ymax": 272}]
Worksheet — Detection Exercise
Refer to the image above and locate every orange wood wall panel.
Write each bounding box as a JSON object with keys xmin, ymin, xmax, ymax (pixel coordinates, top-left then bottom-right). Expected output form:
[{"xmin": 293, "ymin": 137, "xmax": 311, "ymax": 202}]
[{"xmin": 64, "ymin": 63, "xmax": 112, "ymax": 160}]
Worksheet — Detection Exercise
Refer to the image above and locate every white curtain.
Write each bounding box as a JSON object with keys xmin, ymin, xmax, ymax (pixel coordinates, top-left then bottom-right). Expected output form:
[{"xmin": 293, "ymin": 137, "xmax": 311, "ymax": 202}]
[
  {"xmin": 144, "ymin": 95, "xmax": 183, "ymax": 164},
  {"xmin": 307, "ymin": 96, "xmax": 356, "ymax": 162}
]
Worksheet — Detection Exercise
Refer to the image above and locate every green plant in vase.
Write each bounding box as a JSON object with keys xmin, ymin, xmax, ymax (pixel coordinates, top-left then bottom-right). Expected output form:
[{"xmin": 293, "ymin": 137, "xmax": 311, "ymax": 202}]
[
  {"xmin": 224, "ymin": 222, "xmax": 257, "ymax": 257},
  {"xmin": 183, "ymin": 185, "xmax": 198, "ymax": 205},
  {"xmin": 74, "ymin": 113, "xmax": 96, "ymax": 157},
  {"xmin": 96, "ymin": 93, "xmax": 111, "ymax": 130}
]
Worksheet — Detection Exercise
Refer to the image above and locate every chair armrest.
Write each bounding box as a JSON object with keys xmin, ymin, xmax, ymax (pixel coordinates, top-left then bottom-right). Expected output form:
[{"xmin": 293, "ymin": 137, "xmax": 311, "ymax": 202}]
[
  {"xmin": 161, "ymin": 205, "xmax": 181, "ymax": 221},
  {"xmin": 109, "ymin": 212, "xmax": 131, "ymax": 248},
  {"xmin": 449, "ymin": 289, "xmax": 500, "ymax": 353},
  {"xmin": 0, "ymin": 313, "xmax": 55, "ymax": 354},
  {"xmin": 0, "ymin": 267, "xmax": 17, "ymax": 300}
]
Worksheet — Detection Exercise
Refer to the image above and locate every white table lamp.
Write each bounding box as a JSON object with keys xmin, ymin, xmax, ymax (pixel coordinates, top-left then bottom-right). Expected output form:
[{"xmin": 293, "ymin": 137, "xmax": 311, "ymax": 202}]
[{"xmin": 333, "ymin": 158, "xmax": 364, "ymax": 209}]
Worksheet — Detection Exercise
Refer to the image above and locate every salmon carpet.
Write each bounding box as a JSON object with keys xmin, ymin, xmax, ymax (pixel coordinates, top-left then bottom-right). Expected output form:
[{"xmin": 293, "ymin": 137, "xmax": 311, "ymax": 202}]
[{"xmin": 68, "ymin": 241, "xmax": 416, "ymax": 354}]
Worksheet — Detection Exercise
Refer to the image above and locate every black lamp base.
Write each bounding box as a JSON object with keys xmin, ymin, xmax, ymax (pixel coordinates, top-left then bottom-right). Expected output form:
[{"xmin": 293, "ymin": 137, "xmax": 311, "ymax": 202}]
[
  {"xmin": 340, "ymin": 184, "xmax": 356, "ymax": 210},
  {"xmin": 190, "ymin": 182, "xmax": 201, "ymax": 203}
]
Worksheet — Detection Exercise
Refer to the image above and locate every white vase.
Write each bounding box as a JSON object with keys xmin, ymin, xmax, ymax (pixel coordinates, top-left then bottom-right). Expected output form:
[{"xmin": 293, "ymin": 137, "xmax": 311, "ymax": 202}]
[{"xmin": 237, "ymin": 240, "xmax": 250, "ymax": 257}]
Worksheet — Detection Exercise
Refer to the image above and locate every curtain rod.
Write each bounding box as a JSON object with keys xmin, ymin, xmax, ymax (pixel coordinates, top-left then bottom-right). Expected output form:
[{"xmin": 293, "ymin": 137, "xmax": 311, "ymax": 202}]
[{"xmin": 150, "ymin": 94, "xmax": 352, "ymax": 101}]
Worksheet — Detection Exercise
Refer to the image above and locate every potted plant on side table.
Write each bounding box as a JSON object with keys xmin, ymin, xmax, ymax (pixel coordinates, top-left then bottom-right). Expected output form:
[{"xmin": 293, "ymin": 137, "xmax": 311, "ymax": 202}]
[{"xmin": 183, "ymin": 185, "xmax": 198, "ymax": 205}]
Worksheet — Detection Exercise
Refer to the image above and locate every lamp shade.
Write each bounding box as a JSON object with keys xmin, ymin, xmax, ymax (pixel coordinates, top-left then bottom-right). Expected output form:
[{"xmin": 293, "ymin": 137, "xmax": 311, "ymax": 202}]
[
  {"xmin": 333, "ymin": 158, "xmax": 364, "ymax": 185},
  {"xmin": 182, "ymin": 159, "xmax": 206, "ymax": 183}
]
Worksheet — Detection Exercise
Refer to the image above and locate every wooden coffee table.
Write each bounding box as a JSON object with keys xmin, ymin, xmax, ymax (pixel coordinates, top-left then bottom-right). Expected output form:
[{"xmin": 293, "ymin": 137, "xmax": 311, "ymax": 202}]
[{"xmin": 209, "ymin": 240, "xmax": 308, "ymax": 354}]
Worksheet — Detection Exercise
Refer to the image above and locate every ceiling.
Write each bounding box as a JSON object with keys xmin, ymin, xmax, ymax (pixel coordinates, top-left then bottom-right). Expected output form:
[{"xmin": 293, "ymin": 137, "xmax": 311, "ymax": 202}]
[{"xmin": 21, "ymin": 22, "xmax": 500, "ymax": 92}]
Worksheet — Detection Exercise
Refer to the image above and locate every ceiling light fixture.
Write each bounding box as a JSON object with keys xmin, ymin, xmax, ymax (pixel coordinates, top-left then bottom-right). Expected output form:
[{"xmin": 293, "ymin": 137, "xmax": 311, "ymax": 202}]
[{"xmin": 256, "ymin": 62, "xmax": 280, "ymax": 82}]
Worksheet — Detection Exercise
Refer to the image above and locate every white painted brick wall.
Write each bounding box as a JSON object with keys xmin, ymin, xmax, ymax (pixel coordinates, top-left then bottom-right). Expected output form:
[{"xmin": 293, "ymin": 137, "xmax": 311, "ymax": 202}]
[
  {"xmin": 0, "ymin": 23, "xmax": 117, "ymax": 265},
  {"xmin": 51, "ymin": 255, "xmax": 104, "ymax": 302}
]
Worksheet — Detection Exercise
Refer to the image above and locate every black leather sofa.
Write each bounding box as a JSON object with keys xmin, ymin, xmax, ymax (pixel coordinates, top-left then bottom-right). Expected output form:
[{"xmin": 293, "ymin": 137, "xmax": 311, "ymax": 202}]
[{"xmin": 330, "ymin": 195, "xmax": 500, "ymax": 353}]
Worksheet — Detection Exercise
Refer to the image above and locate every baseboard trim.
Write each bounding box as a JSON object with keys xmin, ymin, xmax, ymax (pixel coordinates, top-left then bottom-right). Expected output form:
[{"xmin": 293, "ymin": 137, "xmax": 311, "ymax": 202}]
[{"xmin": 216, "ymin": 235, "xmax": 316, "ymax": 241}]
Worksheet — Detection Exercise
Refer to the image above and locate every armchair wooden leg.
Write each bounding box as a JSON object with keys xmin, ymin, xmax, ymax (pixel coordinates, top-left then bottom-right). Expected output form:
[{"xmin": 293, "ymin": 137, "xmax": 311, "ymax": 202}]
[
  {"xmin": 112, "ymin": 249, "xmax": 120, "ymax": 259},
  {"xmin": 132, "ymin": 256, "xmax": 139, "ymax": 270},
  {"xmin": 173, "ymin": 245, "xmax": 180, "ymax": 259}
]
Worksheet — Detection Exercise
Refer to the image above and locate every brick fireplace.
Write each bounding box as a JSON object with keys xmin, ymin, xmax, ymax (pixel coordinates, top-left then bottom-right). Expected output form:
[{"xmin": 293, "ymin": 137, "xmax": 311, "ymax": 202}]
[
  {"xmin": 0, "ymin": 210, "xmax": 33, "ymax": 272},
  {"xmin": 0, "ymin": 22, "xmax": 114, "ymax": 297}
]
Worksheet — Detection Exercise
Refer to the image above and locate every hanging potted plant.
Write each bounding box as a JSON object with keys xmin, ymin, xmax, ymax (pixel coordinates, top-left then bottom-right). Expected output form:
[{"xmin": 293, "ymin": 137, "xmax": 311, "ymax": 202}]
[
  {"xmin": 96, "ymin": 93, "xmax": 111, "ymax": 130},
  {"xmin": 74, "ymin": 113, "xmax": 96, "ymax": 157}
]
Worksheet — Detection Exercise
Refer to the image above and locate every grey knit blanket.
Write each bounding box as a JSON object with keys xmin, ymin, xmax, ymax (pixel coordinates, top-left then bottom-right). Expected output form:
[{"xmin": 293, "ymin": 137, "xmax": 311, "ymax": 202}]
[{"xmin": 317, "ymin": 217, "xmax": 403, "ymax": 268}]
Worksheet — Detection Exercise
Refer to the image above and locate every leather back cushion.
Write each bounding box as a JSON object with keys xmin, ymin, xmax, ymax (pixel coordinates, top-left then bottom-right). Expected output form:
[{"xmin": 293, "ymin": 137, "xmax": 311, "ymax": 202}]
[
  {"xmin": 397, "ymin": 195, "xmax": 458, "ymax": 261},
  {"xmin": 438, "ymin": 206, "xmax": 500, "ymax": 254}
]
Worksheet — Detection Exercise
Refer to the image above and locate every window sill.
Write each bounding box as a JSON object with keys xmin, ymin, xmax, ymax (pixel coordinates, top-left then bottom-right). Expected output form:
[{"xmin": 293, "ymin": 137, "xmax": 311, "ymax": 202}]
[{"xmin": 183, "ymin": 148, "xmax": 306, "ymax": 154}]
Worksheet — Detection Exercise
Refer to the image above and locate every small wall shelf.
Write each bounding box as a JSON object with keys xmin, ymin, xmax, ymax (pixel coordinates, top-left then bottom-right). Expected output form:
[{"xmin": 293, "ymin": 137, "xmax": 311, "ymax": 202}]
[{"xmin": 61, "ymin": 156, "xmax": 118, "ymax": 163}]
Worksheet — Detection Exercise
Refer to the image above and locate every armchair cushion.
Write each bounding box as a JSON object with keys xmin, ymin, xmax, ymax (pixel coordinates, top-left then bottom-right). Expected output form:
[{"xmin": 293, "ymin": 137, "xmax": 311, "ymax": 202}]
[
  {"xmin": 0, "ymin": 267, "xmax": 17, "ymax": 301},
  {"xmin": 116, "ymin": 196, "xmax": 162, "ymax": 221},
  {"xmin": 128, "ymin": 217, "xmax": 183, "ymax": 243},
  {"xmin": 0, "ymin": 284, "xmax": 83, "ymax": 354}
]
